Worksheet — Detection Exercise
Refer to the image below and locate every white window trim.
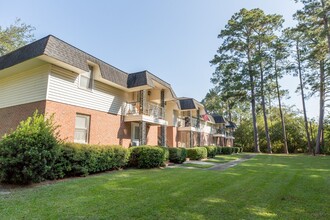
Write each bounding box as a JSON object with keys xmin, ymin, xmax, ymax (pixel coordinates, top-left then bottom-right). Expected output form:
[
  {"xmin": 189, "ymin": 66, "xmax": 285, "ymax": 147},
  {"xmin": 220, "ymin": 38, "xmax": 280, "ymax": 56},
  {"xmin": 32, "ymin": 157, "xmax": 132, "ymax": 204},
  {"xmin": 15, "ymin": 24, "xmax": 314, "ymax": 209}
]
[
  {"xmin": 74, "ymin": 114, "xmax": 90, "ymax": 144},
  {"xmin": 78, "ymin": 65, "xmax": 94, "ymax": 92}
]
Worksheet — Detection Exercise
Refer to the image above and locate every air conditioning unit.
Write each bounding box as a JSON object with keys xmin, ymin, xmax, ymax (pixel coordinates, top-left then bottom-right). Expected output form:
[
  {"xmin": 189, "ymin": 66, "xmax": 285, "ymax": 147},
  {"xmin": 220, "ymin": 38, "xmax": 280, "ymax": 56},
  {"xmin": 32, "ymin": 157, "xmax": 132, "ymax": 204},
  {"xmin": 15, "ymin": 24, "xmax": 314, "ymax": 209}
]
[{"xmin": 131, "ymin": 140, "xmax": 140, "ymax": 146}]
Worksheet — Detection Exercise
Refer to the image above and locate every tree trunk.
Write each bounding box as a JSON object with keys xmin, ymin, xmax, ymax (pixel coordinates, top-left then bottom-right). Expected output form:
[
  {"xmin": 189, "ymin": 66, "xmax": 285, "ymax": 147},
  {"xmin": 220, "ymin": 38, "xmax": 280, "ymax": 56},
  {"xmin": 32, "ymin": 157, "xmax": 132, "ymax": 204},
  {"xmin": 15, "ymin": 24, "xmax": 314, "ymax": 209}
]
[
  {"xmin": 247, "ymin": 44, "xmax": 260, "ymax": 153},
  {"xmin": 315, "ymin": 60, "xmax": 325, "ymax": 154},
  {"xmin": 321, "ymin": 0, "xmax": 330, "ymax": 55},
  {"xmin": 275, "ymin": 59, "xmax": 289, "ymax": 154},
  {"xmin": 260, "ymin": 62, "xmax": 272, "ymax": 153},
  {"xmin": 296, "ymin": 40, "xmax": 312, "ymax": 153},
  {"xmin": 250, "ymin": 74, "xmax": 260, "ymax": 153}
]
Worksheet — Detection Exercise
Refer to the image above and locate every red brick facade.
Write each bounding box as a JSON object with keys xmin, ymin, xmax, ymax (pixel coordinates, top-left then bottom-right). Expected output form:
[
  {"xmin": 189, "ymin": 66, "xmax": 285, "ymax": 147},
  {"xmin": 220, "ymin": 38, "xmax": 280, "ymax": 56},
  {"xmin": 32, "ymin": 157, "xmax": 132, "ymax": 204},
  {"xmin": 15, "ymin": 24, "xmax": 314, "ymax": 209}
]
[
  {"xmin": 0, "ymin": 100, "xmax": 233, "ymax": 147},
  {"xmin": 0, "ymin": 101, "xmax": 46, "ymax": 138},
  {"xmin": 45, "ymin": 101, "xmax": 133, "ymax": 147}
]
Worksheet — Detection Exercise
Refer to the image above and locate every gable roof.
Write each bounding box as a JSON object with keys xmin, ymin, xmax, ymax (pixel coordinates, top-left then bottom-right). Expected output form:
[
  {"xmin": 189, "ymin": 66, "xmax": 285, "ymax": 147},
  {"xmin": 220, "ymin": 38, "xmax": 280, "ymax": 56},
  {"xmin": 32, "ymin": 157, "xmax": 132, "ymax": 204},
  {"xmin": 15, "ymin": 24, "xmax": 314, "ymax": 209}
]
[
  {"xmin": 0, "ymin": 35, "xmax": 175, "ymax": 92},
  {"xmin": 226, "ymin": 121, "xmax": 237, "ymax": 128},
  {"xmin": 178, "ymin": 98, "xmax": 196, "ymax": 110},
  {"xmin": 211, "ymin": 114, "xmax": 227, "ymax": 124}
]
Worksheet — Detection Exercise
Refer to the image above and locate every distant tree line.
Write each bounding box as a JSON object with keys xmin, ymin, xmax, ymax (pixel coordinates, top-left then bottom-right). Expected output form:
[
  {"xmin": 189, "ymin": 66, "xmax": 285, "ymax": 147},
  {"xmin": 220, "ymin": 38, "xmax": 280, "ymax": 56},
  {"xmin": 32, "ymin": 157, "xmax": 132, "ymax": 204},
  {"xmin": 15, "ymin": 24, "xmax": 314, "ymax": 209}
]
[{"xmin": 205, "ymin": 0, "xmax": 330, "ymax": 154}]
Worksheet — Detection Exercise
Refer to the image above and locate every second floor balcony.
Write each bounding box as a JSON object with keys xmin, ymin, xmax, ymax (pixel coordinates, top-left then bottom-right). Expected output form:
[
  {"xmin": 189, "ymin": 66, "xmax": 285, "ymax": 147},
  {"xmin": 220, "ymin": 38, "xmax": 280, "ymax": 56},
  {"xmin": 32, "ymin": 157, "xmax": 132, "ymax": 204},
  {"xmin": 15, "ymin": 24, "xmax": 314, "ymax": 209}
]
[{"xmin": 124, "ymin": 101, "xmax": 167, "ymax": 125}]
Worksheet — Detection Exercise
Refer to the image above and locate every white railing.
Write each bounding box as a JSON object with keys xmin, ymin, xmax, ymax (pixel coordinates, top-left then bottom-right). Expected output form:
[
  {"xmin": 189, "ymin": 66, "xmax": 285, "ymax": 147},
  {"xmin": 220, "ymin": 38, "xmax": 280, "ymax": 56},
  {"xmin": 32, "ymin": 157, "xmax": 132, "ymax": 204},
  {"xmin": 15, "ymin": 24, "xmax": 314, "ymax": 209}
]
[
  {"xmin": 124, "ymin": 102, "xmax": 164, "ymax": 119},
  {"xmin": 177, "ymin": 117, "xmax": 198, "ymax": 128}
]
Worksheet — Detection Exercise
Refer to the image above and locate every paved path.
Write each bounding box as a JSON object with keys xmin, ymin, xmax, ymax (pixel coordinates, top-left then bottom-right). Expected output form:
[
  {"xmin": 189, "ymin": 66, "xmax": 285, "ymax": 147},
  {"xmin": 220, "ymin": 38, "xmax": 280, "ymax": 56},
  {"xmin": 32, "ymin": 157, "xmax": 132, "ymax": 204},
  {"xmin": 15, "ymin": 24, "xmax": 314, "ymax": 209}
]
[
  {"xmin": 168, "ymin": 154, "xmax": 256, "ymax": 170},
  {"xmin": 207, "ymin": 154, "xmax": 256, "ymax": 170}
]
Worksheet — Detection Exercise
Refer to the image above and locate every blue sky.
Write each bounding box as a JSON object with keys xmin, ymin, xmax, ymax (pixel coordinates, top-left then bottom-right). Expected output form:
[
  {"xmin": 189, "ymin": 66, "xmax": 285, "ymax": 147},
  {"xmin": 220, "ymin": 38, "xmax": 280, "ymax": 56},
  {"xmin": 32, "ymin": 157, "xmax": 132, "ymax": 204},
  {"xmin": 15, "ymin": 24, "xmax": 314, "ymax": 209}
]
[{"xmin": 0, "ymin": 0, "xmax": 319, "ymax": 118}]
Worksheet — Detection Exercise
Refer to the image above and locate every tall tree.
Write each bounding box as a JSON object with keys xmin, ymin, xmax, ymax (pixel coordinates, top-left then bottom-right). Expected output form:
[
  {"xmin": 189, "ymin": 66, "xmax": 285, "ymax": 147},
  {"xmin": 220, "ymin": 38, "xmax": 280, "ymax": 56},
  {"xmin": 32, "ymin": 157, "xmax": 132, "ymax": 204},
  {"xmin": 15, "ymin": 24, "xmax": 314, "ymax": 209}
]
[
  {"xmin": 211, "ymin": 9, "xmax": 261, "ymax": 152},
  {"xmin": 254, "ymin": 14, "xmax": 284, "ymax": 153},
  {"xmin": 285, "ymin": 27, "xmax": 313, "ymax": 154},
  {"xmin": 270, "ymin": 39, "xmax": 290, "ymax": 154},
  {"xmin": 211, "ymin": 8, "xmax": 285, "ymax": 153},
  {"xmin": 295, "ymin": 0, "xmax": 330, "ymax": 154},
  {"xmin": 0, "ymin": 18, "xmax": 35, "ymax": 56}
]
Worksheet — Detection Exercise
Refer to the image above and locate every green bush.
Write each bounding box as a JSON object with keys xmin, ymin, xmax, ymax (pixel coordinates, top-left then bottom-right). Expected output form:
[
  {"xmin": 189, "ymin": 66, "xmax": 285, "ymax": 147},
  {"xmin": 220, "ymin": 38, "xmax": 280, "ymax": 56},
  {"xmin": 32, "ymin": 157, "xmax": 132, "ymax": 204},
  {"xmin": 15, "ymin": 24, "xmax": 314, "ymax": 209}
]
[
  {"xmin": 56, "ymin": 143, "xmax": 130, "ymax": 177},
  {"xmin": 187, "ymin": 147, "xmax": 207, "ymax": 160},
  {"xmin": 129, "ymin": 146, "xmax": 168, "ymax": 168},
  {"xmin": 216, "ymin": 146, "xmax": 223, "ymax": 155},
  {"xmin": 233, "ymin": 147, "xmax": 240, "ymax": 153},
  {"xmin": 222, "ymin": 147, "xmax": 234, "ymax": 155},
  {"xmin": 0, "ymin": 112, "xmax": 60, "ymax": 184},
  {"xmin": 168, "ymin": 147, "xmax": 187, "ymax": 163},
  {"xmin": 203, "ymin": 146, "xmax": 217, "ymax": 158}
]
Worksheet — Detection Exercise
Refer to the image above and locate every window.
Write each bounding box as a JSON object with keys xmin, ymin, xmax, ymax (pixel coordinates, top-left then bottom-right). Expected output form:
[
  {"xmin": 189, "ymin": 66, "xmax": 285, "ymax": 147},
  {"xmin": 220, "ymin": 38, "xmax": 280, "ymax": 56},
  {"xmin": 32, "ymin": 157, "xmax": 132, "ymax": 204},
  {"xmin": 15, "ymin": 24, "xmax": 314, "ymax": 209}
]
[
  {"xmin": 79, "ymin": 65, "xmax": 94, "ymax": 90},
  {"xmin": 74, "ymin": 114, "xmax": 90, "ymax": 143}
]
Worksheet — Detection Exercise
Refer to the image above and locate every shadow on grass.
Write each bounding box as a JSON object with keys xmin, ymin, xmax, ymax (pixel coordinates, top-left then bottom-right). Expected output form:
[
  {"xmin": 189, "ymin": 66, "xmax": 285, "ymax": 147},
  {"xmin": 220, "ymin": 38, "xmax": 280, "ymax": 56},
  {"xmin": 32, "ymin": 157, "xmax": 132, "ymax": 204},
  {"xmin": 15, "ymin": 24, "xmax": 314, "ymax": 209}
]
[{"xmin": 0, "ymin": 154, "xmax": 329, "ymax": 219}]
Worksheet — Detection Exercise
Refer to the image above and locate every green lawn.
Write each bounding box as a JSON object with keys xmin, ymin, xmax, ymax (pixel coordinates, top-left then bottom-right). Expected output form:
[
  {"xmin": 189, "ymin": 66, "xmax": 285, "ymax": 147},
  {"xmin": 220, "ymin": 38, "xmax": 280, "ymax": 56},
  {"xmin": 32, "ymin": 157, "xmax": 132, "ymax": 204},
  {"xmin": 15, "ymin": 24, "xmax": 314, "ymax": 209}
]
[
  {"xmin": 1, "ymin": 154, "xmax": 329, "ymax": 219},
  {"xmin": 205, "ymin": 154, "xmax": 245, "ymax": 163}
]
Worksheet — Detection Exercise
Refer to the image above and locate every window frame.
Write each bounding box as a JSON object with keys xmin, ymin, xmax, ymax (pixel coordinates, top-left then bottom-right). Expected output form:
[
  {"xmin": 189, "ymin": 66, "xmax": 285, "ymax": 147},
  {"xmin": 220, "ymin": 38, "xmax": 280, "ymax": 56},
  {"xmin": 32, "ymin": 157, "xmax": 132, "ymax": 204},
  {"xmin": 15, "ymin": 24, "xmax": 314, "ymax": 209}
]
[
  {"xmin": 79, "ymin": 65, "xmax": 94, "ymax": 91},
  {"xmin": 74, "ymin": 114, "xmax": 91, "ymax": 144}
]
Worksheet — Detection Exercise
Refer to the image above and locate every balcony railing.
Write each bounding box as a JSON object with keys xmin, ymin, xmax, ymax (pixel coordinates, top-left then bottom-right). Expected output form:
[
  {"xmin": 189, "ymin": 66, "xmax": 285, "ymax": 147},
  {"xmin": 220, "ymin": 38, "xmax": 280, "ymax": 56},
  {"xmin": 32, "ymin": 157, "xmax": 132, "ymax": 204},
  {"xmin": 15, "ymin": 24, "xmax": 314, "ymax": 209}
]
[
  {"xmin": 124, "ymin": 102, "xmax": 164, "ymax": 119},
  {"xmin": 177, "ymin": 117, "xmax": 198, "ymax": 128}
]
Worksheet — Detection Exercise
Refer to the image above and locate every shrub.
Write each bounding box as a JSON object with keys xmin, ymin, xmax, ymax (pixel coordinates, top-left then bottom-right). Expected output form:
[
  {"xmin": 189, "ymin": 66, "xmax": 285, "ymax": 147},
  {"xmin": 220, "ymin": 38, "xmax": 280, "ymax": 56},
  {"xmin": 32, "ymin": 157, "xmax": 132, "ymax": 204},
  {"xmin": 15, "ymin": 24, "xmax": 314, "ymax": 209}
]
[
  {"xmin": 56, "ymin": 143, "xmax": 130, "ymax": 177},
  {"xmin": 0, "ymin": 111, "xmax": 60, "ymax": 184},
  {"xmin": 240, "ymin": 147, "xmax": 244, "ymax": 153},
  {"xmin": 168, "ymin": 147, "xmax": 187, "ymax": 163},
  {"xmin": 159, "ymin": 146, "xmax": 169, "ymax": 163},
  {"xmin": 216, "ymin": 146, "xmax": 223, "ymax": 155},
  {"xmin": 129, "ymin": 146, "xmax": 167, "ymax": 168},
  {"xmin": 233, "ymin": 147, "xmax": 240, "ymax": 153},
  {"xmin": 222, "ymin": 147, "xmax": 234, "ymax": 155},
  {"xmin": 186, "ymin": 147, "xmax": 207, "ymax": 160},
  {"xmin": 203, "ymin": 146, "xmax": 217, "ymax": 158}
]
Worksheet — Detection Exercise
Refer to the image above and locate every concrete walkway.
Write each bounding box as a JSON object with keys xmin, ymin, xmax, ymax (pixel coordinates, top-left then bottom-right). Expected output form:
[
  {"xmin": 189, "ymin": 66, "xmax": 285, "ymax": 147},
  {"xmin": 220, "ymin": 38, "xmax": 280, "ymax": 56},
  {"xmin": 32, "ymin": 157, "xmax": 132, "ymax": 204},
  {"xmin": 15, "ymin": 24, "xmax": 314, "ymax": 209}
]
[
  {"xmin": 207, "ymin": 154, "xmax": 256, "ymax": 171},
  {"xmin": 167, "ymin": 154, "xmax": 256, "ymax": 170}
]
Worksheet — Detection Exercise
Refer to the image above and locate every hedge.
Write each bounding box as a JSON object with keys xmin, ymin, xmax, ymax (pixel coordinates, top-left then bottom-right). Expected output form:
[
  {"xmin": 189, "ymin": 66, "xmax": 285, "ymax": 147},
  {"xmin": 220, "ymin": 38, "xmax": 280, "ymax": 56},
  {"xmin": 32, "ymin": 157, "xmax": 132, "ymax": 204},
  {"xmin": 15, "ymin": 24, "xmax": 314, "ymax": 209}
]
[
  {"xmin": 203, "ymin": 146, "xmax": 217, "ymax": 158},
  {"xmin": 129, "ymin": 146, "xmax": 168, "ymax": 168},
  {"xmin": 222, "ymin": 146, "xmax": 234, "ymax": 155},
  {"xmin": 54, "ymin": 143, "xmax": 130, "ymax": 177},
  {"xmin": 0, "ymin": 112, "xmax": 60, "ymax": 184},
  {"xmin": 168, "ymin": 147, "xmax": 187, "ymax": 163},
  {"xmin": 216, "ymin": 146, "xmax": 223, "ymax": 155},
  {"xmin": 186, "ymin": 147, "xmax": 207, "ymax": 160},
  {"xmin": 233, "ymin": 147, "xmax": 240, "ymax": 154}
]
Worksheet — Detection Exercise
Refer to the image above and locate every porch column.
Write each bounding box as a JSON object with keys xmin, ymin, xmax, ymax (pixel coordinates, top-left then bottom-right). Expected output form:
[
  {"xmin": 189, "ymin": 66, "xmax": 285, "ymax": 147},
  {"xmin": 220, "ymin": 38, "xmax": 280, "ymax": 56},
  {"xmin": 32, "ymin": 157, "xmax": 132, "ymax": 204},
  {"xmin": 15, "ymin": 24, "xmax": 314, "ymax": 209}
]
[
  {"xmin": 139, "ymin": 90, "xmax": 147, "ymax": 115},
  {"xmin": 139, "ymin": 90, "xmax": 147, "ymax": 145},
  {"xmin": 196, "ymin": 109, "xmax": 201, "ymax": 146},
  {"xmin": 189, "ymin": 131, "xmax": 193, "ymax": 147},
  {"xmin": 139, "ymin": 121, "xmax": 147, "ymax": 145},
  {"xmin": 160, "ymin": 89, "xmax": 167, "ymax": 147}
]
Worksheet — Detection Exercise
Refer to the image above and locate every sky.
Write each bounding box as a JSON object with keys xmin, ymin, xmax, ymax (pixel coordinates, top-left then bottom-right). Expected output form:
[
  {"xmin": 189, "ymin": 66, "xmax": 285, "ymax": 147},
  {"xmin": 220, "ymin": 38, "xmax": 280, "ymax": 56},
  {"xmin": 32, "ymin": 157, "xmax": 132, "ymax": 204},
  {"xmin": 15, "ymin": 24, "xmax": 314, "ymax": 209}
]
[{"xmin": 0, "ymin": 0, "xmax": 319, "ymax": 119}]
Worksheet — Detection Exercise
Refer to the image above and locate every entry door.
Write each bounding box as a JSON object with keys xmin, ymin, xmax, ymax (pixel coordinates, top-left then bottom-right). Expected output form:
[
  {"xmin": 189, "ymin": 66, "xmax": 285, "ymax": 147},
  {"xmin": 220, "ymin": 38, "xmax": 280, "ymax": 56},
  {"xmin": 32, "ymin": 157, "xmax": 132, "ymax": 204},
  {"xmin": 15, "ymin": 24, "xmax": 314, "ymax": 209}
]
[{"xmin": 131, "ymin": 123, "xmax": 140, "ymax": 146}]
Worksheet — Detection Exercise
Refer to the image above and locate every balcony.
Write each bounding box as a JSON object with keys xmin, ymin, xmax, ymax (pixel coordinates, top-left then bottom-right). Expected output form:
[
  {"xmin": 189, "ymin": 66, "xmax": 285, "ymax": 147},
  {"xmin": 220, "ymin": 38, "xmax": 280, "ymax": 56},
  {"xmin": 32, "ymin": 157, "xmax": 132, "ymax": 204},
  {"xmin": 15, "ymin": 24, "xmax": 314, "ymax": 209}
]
[
  {"xmin": 124, "ymin": 101, "xmax": 167, "ymax": 125},
  {"xmin": 213, "ymin": 128, "xmax": 226, "ymax": 137},
  {"xmin": 177, "ymin": 117, "xmax": 199, "ymax": 132}
]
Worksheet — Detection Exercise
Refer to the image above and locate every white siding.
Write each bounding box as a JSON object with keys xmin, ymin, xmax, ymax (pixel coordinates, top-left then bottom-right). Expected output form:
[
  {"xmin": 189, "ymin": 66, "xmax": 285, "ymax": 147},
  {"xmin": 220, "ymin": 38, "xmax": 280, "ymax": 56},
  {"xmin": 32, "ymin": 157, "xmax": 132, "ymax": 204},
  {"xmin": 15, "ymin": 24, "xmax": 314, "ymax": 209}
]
[
  {"xmin": 47, "ymin": 65, "xmax": 127, "ymax": 115},
  {"xmin": 0, "ymin": 65, "xmax": 49, "ymax": 108}
]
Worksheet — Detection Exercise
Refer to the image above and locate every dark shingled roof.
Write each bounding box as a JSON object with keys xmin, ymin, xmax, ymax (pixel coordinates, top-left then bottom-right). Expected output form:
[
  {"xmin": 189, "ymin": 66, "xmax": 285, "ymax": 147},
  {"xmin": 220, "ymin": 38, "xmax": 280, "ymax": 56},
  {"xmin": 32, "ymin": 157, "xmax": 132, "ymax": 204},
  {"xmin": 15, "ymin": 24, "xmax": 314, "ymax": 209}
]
[
  {"xmin": 0, "ymin": 35, "xmax": 176, "ymax": 91},
  {"xmin": 226, "ymin": 121, "xmax": 237, "ymax": 128},
  {"xmin": 212, "ymin": 114, "xmax": 227, "ymax": 124},
  {"xmin": 178, "ymin": 98, "xmax": 196, "ymax": 110},
  {"xmin": 0, "ymin": 36, "xmax": 49, "ymax": 70},
  {"xmin": 127, "ymin": 71, "xmax": 153, "ymax": 88}
]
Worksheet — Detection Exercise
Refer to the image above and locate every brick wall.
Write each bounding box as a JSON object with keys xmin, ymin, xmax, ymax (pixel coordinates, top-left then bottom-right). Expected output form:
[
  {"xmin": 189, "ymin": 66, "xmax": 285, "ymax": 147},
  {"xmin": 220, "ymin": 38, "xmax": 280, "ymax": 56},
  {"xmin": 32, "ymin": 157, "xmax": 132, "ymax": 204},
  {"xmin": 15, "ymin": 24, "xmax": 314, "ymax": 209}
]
[
  {"xmin": 146, "ymin": 125, "xmax": 159, "ymax": 146},
  {"xmin": 0, "ymin": 101, "xmax": 46, "ymax": 138},
  {"xmin": 45, "ymin": 100, "xmax": 132, "ymax": 147},
  {"xmin": 166, "ymin": 126, "xmax": 177, "ymax": 147}
]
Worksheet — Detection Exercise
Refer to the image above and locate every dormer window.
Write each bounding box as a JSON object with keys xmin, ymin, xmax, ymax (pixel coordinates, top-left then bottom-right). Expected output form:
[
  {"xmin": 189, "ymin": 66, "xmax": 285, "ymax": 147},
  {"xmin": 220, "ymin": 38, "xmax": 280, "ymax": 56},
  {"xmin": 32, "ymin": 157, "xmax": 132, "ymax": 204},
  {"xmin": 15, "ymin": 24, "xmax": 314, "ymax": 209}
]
[{"xmin": 79, "ymin": 65, "xmax": 94, "ymax": 90}]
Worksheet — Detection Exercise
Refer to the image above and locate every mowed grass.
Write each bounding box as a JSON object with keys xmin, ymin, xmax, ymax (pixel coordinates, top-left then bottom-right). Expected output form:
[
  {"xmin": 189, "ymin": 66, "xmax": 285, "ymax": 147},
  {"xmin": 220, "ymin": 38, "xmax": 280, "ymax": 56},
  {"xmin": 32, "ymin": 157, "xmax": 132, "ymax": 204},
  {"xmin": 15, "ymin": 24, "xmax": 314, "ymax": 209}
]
[
  {"xmin": 205, "ymin": 154, "xmax": 246, "ymax": 163},
  {"xmin": 0, "ymin": 154, "xmax": 329, "ymax": 219}
]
